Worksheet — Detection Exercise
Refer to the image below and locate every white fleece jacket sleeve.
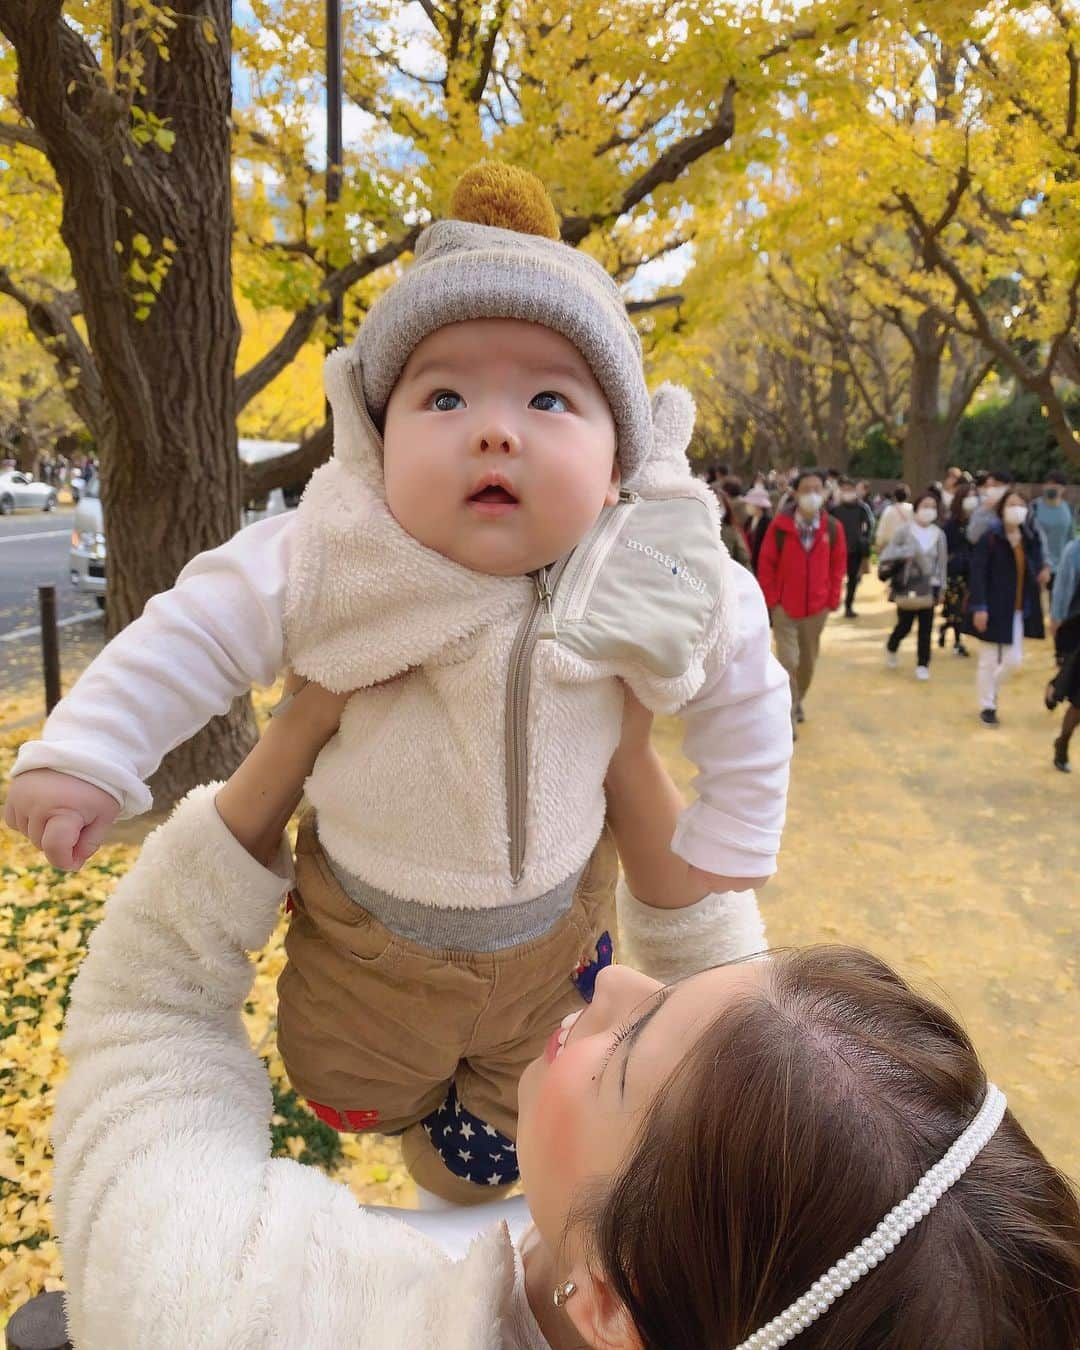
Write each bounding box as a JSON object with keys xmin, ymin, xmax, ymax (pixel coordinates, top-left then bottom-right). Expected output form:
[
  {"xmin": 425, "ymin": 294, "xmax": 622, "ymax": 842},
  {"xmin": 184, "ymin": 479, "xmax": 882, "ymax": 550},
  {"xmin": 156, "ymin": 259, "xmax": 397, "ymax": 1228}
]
[
  {"xmin": 672, "ymin": 562, "xmax": 792, "ymax": 878},
  {"xmin": 10, "ymin": 513, "xmax": 294, "ymax": 817},
  {"xmin": 51, "ymin": 787, "xmax": 515, "ymax": 1349}
]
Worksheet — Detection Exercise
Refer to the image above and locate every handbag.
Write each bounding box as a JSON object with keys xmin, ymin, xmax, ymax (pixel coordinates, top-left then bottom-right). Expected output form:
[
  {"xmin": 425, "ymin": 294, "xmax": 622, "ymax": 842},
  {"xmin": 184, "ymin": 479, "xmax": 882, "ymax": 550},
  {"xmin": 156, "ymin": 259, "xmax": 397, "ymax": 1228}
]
[{"xmin": 892, "ymin": 558, "xmax": 935, "ymax": 610}]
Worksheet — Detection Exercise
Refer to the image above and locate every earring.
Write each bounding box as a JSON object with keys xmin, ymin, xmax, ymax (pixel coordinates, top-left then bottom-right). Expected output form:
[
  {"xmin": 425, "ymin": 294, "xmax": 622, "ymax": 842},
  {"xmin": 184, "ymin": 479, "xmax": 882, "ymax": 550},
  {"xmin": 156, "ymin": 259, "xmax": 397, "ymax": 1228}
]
[{"xmin": 553, "ymin": 1280, "xmax": 578, "ymax": 1309}]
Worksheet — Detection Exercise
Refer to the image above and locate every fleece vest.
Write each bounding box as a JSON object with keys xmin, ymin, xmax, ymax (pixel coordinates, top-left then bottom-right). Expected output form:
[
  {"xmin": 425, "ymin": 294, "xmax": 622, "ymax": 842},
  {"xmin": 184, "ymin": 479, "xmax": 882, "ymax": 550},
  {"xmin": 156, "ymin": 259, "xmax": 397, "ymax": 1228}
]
[{"xmin": 281, "ymin": 348, "xmax": 738, "ymax": 910}]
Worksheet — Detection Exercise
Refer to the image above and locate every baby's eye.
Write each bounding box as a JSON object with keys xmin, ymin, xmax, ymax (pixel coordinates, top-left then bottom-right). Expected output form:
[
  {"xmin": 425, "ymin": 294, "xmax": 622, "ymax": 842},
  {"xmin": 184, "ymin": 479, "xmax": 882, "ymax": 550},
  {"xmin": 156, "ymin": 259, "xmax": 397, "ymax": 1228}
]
[
  {"xmin": 431, "ymin": 390, "xmax": 463, "ymax": 412},
  {"xmin": 530, "ymin": 391, "xmax": 568, "ymax": 413}
]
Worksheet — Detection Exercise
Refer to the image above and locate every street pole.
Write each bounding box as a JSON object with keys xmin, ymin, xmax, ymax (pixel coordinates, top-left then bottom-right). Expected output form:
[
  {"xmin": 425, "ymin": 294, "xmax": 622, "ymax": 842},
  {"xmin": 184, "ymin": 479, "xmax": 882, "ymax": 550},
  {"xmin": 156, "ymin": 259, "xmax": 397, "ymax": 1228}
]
[{"xmin": 327, "ymin": 0, "xmax": 344, "ymax": 349}]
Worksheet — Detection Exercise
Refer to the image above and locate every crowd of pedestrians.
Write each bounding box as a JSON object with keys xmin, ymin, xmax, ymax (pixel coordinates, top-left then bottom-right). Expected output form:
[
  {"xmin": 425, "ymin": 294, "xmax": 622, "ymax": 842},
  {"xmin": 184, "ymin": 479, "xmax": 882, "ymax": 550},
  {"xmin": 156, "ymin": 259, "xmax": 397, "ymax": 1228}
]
[{"xmin": 703, "ymin": 464, "xmax": 1079, "ymax": 772}]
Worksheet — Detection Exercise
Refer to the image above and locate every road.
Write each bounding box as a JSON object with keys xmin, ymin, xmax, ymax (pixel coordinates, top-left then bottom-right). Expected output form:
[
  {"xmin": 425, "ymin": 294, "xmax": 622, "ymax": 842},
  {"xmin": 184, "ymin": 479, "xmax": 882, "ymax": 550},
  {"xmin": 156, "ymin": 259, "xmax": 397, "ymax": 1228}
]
[{"xmin": 0, "ymin": 507, "xmax": 105, "ymax": 698}]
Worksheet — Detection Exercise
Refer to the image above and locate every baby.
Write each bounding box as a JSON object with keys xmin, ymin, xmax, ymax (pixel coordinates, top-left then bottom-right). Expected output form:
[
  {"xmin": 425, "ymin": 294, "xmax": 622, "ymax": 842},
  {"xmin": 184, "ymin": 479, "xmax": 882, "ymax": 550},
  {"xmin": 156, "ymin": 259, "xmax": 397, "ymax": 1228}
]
[{"xmin": 4, "ymin": 163, "xmax": 791, "ymax": 1202}]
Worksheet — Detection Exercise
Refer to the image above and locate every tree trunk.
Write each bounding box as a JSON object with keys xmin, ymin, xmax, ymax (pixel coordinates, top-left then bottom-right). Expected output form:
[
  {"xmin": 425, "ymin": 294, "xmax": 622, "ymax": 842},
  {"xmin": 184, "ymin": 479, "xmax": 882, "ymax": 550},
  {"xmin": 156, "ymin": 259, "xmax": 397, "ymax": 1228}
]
[
  {"xmin": 4, "ymin": 0, "xmax": 258, "ymax": 804},
  {"xmin": 902, "ymin": 313, "xmax": 951, "ymax": 489},
  {"xmin": 826, "ymin": 343, "xmax": 849, "ymax": 470}
]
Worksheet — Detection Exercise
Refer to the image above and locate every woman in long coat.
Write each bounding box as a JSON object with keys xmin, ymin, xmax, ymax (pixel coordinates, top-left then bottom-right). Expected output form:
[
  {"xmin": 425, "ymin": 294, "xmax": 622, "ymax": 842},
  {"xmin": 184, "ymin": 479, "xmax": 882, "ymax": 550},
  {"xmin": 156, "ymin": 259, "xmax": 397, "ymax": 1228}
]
[{"xmin": 965, "ymin": 488, "xmax": 1050, "ymax": 726}]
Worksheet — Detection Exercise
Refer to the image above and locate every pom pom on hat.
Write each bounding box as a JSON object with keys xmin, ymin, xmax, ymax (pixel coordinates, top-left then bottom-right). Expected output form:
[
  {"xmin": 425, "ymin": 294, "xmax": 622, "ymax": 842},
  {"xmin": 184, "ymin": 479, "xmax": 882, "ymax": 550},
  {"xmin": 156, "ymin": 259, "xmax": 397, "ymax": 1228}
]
[{"xmin": 449, "ymin": 162, "xmax": 560, "ymax": 241}]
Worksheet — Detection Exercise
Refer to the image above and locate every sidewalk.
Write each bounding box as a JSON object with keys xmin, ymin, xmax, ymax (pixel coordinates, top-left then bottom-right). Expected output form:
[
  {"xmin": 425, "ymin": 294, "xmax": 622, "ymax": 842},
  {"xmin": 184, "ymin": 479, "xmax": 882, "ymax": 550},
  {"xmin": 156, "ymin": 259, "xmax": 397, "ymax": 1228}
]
[{"xmin": 655, "ymin": 574, "xmax": 1079, "ymax": 1179}]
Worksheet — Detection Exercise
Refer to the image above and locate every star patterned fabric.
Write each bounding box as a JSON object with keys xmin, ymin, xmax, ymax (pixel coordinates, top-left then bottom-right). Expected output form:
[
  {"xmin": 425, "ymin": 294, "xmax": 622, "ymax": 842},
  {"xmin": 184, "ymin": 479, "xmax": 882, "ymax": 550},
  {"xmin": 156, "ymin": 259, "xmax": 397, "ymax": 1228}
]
[
  {"xmin": 421, "ymin": 1082, "xmax": 518, "ymax": 1185},
  {"xmin": 570, "ymin": 929, "xmax": 613, "ymax": 1003}
]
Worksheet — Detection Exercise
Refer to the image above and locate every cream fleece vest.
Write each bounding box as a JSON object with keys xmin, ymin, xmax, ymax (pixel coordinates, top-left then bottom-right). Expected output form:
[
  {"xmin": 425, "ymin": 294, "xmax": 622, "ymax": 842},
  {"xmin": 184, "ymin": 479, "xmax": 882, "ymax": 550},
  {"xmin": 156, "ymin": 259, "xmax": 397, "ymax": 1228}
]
[{"xmin": 282, "ymin": 349, "xmax": 738, "ymax": 910}]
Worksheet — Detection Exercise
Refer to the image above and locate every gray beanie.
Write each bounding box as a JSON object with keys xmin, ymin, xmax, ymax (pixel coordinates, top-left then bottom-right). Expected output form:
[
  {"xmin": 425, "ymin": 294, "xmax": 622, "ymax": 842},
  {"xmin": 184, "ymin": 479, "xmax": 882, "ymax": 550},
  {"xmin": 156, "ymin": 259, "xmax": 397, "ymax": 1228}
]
[{"xmin": 352, "ymin": 165, "xmax": 654, "ymax": 484}]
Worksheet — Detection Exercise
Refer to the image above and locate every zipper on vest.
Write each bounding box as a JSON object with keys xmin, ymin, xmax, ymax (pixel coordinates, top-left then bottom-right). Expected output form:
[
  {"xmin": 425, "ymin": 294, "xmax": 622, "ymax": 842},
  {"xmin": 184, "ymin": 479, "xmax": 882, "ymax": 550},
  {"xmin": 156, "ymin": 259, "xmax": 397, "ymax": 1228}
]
[
  {"xmin": 505, "ymin": 553, "xmax": 571, "ymax": 886},
  {"xmin": 558, "ymin": 489, "xmax": 639, "ymax": 624}
]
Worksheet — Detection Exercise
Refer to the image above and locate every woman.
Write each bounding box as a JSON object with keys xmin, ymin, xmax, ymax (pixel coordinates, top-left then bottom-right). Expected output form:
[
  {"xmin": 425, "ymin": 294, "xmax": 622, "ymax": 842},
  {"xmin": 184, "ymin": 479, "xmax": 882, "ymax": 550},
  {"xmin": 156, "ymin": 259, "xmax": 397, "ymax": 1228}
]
[
  {"xmin": 966, "ymin": 488, "xmax": 1051, "ymax": 726},
  {"xmin": 873, "ymin": 484, "xmax": 913, "ymax": 552},
  {"xmin": 742, "ymin": 484, "xmax": 774, "ymax": 574},
  {"xmin": 50, "ymin": 683, "xmax": 1080, "ymax": 1348},
  {"xmin": 715, "ymin": 483, "xmax": 752, "ymax": 569},
  {"xmin": 939, "ymin": 477, "xmax": 977, "ymax": 657},
  {"xmin": 879, "ymin": 492, "xmax": 947, "ymax": 680}
]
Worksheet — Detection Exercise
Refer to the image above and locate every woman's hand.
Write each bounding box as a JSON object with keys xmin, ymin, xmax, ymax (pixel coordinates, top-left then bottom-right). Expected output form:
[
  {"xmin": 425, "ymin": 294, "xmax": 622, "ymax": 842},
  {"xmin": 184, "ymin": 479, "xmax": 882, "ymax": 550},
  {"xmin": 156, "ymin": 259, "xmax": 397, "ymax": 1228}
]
[
  {"xmin": 612, "ymin": 683, "xmax": 655, "ymax": 760},
  {"xmin": 973, "ymin": 611, "xmax": 989, "ymax": 633},
  {"xmin": 216, "ymin": 671, "xmax": 356, "ymax": 867},
  {"xmin": 1038, "ymin": 566, "xmax": 1052, "ymax": 589}
]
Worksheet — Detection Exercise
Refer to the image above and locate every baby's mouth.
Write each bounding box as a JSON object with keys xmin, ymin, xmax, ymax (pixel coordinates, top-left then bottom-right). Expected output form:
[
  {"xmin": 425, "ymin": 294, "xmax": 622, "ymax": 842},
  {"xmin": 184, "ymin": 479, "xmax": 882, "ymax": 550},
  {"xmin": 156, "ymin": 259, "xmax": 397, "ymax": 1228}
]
[{"xmin": 469, "ymin": 484, "xmax": 518, "ymax": 504}]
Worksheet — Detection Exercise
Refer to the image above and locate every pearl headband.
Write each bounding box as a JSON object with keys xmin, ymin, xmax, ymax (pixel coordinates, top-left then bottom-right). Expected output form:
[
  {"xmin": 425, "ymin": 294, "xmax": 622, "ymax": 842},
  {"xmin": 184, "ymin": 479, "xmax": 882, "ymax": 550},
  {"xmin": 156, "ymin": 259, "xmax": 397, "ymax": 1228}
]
[{"xmin": 733, "ymin": 1084, "xmax": 1008, "ymax": 1350}]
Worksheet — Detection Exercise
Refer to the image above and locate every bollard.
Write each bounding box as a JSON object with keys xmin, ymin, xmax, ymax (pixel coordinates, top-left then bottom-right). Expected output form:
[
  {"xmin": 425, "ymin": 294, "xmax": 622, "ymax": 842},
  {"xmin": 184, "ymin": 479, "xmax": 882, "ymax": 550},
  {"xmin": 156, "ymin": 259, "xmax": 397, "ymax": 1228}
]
[
  {"xmin": 4, "ymin": 1290, "xmax": 71, "ymax": 1350},
  {"xmin": 38, "ymin": 585, "xmax": 61, "ymax": 714}
]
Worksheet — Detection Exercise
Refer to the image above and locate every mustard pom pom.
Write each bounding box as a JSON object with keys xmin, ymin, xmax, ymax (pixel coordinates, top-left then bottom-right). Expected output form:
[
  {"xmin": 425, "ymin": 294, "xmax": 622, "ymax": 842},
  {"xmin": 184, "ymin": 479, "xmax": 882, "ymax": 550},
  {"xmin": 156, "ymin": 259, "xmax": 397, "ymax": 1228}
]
[{"xmin": 449, "ymin": 162, "xmax": 560, "ymax": 240}]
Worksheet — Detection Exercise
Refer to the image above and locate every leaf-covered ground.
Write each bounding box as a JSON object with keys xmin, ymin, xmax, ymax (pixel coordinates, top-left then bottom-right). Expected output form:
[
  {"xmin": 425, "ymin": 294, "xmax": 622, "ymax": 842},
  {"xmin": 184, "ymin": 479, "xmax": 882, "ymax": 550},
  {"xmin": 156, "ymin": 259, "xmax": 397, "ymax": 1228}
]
[{"xmin": 2, "ymin": 577, "xmax": 1077, "ymax": 1325}]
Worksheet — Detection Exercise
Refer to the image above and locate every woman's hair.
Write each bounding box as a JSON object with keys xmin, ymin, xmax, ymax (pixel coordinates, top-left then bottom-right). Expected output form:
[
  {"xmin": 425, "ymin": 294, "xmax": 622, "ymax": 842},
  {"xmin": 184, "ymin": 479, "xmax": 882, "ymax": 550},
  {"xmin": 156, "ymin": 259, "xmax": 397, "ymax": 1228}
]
[
  {"xmin": 893, "ymin": 484, "xmax": 910, "ymax": 503},
  {"xmin": 576, "ymin": 947, "xmax": 1080, "ymax": 1349},
  {"xmin": 950, "ymin": 477, "xmax": 975, "ymax": 523},
  {"xmin": 996, "ymin": 487, "xmax": 1029, "ymax": 523},
  {"xmin": 915, "ymin": 491, "xmax": 939, "ymax": 513}
]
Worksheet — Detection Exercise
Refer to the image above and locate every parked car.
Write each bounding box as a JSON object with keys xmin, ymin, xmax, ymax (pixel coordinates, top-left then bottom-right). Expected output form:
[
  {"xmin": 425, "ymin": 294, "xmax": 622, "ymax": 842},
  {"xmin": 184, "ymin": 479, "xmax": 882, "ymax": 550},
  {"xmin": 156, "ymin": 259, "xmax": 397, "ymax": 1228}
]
[
  {"xmin": 69, "ymin": 473, "xmax": 106, "ymax": 608},
  {"xmin": 68, "ymin": 440, "xmax": 297, "ymax": 611},
  {"xmin": 0, "ymin": 469, "xmax": 58, "ymax": 514}
]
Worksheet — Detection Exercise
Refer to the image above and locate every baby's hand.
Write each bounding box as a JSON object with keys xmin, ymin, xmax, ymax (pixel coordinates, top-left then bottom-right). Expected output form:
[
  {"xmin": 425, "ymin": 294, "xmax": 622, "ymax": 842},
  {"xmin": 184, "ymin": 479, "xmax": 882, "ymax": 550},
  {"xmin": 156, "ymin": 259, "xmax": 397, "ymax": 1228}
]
[{"xmin": 3, "ymin": 769, "xmax": 121, "ymax": 870}]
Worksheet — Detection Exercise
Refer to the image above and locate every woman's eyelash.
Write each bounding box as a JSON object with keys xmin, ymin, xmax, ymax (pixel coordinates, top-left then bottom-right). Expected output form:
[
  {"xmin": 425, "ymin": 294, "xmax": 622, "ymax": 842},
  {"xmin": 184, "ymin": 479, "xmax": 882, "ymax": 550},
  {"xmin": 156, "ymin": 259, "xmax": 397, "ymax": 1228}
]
[{"xmin": 599, "ymin": 1020, "xmax": 634, "ymax": 1071}]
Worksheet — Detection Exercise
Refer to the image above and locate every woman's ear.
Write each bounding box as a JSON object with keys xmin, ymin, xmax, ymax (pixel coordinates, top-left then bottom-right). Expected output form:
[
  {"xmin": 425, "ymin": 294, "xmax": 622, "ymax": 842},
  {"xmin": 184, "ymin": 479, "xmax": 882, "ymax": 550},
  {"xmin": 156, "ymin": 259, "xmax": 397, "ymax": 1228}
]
[{"xmin": 563, "ymin": 1265, "xmax": 644, "ymax": 1350}]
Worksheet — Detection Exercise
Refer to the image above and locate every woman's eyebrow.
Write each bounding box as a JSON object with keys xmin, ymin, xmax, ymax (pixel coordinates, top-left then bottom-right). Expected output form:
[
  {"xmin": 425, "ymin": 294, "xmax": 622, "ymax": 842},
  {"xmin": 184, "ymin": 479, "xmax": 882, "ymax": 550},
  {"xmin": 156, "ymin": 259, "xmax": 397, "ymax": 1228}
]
[{"xmin": 616, "ymin": 985, "xmax": 675, "ymax": 1097}]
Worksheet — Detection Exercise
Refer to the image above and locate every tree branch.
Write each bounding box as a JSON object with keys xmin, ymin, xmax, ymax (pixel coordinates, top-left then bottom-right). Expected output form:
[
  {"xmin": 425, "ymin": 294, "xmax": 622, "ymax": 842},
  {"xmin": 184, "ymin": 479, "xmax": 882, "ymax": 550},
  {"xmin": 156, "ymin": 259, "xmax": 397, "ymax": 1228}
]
[
  {"xmin": 242, "ymin": 421, "xmax": 333, "ymax": 499},
  {"xmin": 0, "ymin": 119, "xmax": 47, "ymax": 153},
  {"xmin": 562, "ymin": 80, "xmax": 736, "ymax": 246},
  {"xmin": 235, "ymin": 224, "xmax": 423, "ymax": 409},
  {"xmin": 0, "ymin": 265, "xmax": 107, "ymax": 433},
  {"xmin": 626, "ymin": 292, "xmax": 684, "ymax": 314}
]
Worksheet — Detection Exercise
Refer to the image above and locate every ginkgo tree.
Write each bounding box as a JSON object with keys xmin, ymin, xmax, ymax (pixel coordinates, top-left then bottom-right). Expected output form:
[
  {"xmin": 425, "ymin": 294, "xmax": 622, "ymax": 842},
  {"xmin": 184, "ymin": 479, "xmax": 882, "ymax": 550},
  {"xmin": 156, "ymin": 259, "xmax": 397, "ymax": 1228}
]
[
  {"xmin": 676, "ymin": 0, "xmax": 1079, "ymax": 486},
  {"xmin": 0, "ymin": 0, "xmax": 867, "ymax": 798}
]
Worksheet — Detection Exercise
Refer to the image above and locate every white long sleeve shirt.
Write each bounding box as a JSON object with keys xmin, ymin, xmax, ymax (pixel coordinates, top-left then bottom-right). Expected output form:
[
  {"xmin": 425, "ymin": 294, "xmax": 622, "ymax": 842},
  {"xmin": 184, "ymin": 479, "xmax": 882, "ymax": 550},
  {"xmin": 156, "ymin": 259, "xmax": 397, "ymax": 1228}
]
[{"xmin": 13, "ymin": 509, "xmax": 791, "ymax": 890}]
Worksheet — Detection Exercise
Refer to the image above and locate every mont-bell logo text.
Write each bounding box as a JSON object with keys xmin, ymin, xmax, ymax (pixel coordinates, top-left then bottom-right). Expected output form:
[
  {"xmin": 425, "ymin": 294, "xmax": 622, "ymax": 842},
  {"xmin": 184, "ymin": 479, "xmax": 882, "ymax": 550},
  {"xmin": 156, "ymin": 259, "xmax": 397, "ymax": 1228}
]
[{"xmin": 624, "ymin": 537, "xmax": 708, "ymax": 594}]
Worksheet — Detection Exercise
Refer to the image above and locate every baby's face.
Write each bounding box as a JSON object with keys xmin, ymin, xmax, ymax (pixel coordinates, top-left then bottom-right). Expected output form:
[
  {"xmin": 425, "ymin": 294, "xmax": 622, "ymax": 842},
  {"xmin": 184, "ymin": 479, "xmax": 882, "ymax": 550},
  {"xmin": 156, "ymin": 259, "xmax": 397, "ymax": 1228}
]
[{"xmin": 382, "ymin": 318, "xmax": 620, "ymax": 576}]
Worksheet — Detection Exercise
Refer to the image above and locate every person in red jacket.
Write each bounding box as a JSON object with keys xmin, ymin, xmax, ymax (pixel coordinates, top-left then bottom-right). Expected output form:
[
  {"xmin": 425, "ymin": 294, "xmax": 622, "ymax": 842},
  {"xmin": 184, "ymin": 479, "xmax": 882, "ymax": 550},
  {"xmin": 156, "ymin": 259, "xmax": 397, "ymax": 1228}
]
[{"xmin": 757, "ymin": 469, "xmax": 847, "ymax": 730}]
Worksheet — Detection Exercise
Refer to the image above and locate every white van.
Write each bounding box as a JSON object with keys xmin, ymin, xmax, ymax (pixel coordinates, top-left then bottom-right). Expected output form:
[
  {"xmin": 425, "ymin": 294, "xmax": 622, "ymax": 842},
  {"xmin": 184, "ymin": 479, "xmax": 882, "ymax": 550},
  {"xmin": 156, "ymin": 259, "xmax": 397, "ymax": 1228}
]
[{"xmin": 69, "ymin": 439, "xmax": 299, "ymax": 609}]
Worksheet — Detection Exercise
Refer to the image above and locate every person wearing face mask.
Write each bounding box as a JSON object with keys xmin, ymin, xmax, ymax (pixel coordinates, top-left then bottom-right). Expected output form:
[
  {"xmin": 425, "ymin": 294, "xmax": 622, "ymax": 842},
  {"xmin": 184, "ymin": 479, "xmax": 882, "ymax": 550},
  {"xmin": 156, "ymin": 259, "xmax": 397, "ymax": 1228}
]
[
  {"xmin": 714, "ymin": 485, "xmax": 752, "ymax": 569},
  {"xmin": 966, "ymin": 489, "xmax": 1051, "ymax": 726},
  {"xmin": 938, "ymin": 476, "xmax": 977, "ymax": 657},
  {"xmin": 966, "ymin": 469, "xmax": 1014, "ymax": 546},
  {"xmin": 828, "ymin": 476, "xmax": 875, "ymax": 618},
  {"xmin": 757, "ymin": 469, "xmax": 847, "ymax": 731},
  {"xmin": 879, "ymin": 493, "xmax": 947, "ymax": 679},
  {"xmin": 873, "ymin": 484, "xmax": 914, "ymax": 552},
  {"xmin": 1031, "ymin": 471, "xmax": 1075, "ymax": 595},
  {"xmin": 742, "ymin": 484, "xmax": 774, "ymax": 574}
]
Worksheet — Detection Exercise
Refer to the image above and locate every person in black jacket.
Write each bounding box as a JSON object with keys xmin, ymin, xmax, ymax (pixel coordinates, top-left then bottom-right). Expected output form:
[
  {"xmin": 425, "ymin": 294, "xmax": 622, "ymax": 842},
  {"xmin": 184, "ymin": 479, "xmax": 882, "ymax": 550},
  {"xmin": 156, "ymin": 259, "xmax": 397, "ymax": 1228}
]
[
  {"xmin": 939, "ymin": 475, "xmax": 977, "ymax": 657},
  {"xmin": 829, "ymin": 476, "xmax": 875, "ymax": 618},
  {"xmin": 965, "ymin": 489, "xmax": 1051, "ymax": 726}
]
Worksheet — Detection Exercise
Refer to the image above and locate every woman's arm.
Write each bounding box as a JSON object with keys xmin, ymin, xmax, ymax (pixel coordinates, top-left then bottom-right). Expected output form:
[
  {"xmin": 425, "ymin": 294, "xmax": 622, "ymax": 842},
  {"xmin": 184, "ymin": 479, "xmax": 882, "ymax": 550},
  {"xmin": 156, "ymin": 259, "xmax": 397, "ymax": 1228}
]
[{"xmin": 214, "ymin": 676, "xmax": 352, "ymax": 866}]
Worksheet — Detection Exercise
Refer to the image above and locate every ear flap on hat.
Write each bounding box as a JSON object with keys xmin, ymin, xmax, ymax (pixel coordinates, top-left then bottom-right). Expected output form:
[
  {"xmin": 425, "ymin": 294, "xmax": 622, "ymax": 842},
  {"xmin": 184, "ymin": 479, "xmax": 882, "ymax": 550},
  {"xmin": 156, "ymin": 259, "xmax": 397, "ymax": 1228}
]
[
  {"xmin": 648, "ymin": 382, "xmax": 697, "ymax": 473},
  {"xmin": 323, "ymin": 346, "xmax": 387, "ymax": 497}
]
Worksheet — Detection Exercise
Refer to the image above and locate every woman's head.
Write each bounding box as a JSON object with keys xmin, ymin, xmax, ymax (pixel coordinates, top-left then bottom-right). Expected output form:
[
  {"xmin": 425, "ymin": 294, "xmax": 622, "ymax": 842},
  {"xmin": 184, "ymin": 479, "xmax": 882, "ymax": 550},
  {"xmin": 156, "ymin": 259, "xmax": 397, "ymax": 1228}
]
[
  {"xmin": 517, "ymin": 948, "xmax": 1080, "ymax": 1349},
  {"xmin": 998, "ymin": 488, "xmax": 1029, "ymax": 529},
  {"xmin": 914, "ymin": 492, "xmax": 940, "ymax": 524}
]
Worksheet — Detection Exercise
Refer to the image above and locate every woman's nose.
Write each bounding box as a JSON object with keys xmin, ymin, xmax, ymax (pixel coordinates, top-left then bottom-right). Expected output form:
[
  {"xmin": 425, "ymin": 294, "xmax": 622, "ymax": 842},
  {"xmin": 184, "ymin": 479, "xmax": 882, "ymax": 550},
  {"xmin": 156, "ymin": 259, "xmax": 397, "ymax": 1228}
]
[{"xmin": 591, "ymin": 963, "xmax": 661, "ymax": 1023}]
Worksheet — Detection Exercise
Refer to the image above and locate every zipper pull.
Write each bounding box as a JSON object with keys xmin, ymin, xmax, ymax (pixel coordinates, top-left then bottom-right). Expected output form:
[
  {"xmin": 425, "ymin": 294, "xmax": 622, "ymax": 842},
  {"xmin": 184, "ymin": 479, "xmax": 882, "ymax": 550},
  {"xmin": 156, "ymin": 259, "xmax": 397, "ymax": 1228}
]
[
  {"xmin": 534, "ymin": 565, "xmax": 558, "ymax": 638},
  {"xmin": 618, "ymin": 489, "xmax": 639, "ymax": 503}
]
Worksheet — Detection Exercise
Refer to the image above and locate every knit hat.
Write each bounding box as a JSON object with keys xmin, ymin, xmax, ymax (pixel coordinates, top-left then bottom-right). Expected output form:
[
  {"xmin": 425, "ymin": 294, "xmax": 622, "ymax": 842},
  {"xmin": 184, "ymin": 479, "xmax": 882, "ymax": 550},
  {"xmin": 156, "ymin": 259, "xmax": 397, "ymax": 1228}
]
[{"xmin": 352, "ymin": 162, "xmax": 655, "ymax": 484}]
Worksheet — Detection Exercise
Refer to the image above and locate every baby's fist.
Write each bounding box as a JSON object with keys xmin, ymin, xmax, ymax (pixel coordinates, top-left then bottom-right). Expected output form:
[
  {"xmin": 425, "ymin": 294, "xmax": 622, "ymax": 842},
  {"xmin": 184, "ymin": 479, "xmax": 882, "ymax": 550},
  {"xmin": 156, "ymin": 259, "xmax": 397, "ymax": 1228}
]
[{"xmin": 3, "ymin": 769, "xmax": 121, "ymax": 870}]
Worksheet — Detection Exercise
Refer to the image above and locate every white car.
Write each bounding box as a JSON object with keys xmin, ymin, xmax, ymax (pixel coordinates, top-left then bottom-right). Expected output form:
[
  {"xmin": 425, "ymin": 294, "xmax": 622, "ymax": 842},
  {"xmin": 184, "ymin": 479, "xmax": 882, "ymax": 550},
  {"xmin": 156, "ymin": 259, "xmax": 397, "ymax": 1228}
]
[
  {"xmin": 70, "ymin": 473, "xmax": 106, "ymax": 606},
  {"xmin": 0, "ymin": 470, "xmax": 58, "ymax": 514},
  {"xmin": 69, "ymin": 440, "xmax": 296, "ymax": 610}
]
